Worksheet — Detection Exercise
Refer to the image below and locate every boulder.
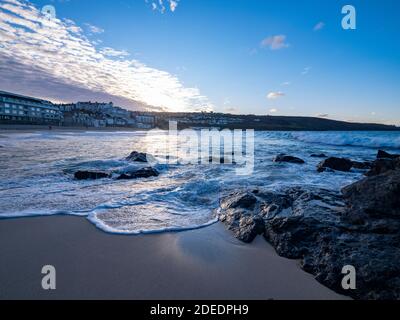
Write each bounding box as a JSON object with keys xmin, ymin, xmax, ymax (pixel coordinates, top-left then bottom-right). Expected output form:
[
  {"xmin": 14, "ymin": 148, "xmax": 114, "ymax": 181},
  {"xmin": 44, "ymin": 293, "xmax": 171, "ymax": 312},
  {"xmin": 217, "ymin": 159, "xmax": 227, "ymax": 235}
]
[
  {"xmin": 317, "ymin": 157, "xmax": 353, "ymax": 172},
  {"xmin": 126, "ymin": 151, "xmax": 154, "ymax": 163},
  {"xmin": 217, "ymin": 180, "xmax": 400, "ymax": 299},
  {"xmin": 377, "ymin": 150, "xmax": 400, "ymax": 160},
  {"xmin": 310, "ymin": 153, "xmax": 327, "ymax": 158},
  {"xmin": 74, "ymin": 171, "xmax": 110, "ymax": 180},
  {"xmin": 273, "ymin": 154, "xmax": 305, "ymax": 164},
  {"xmin": 351, "ymin": 161, "xmax": 373, "ymax": 170},
  {"xmin": 116, "ymin": 167, "xmax": 159, "ymax": 180},
  {"xmin": 342, "ymin": 169, "xmax": 400, "ymax": 218},
  {"xmin": 366, "ymin": 158, "xmax": 400, "ymax": 177}
]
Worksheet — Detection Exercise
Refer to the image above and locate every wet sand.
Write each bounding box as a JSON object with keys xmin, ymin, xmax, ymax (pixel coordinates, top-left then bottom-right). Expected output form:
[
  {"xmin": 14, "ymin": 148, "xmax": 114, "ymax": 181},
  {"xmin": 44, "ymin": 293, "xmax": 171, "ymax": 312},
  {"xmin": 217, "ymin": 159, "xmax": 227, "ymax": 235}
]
[{"xmin": 0, "ymin": 216, "xmax": 348, "ymax": 300}]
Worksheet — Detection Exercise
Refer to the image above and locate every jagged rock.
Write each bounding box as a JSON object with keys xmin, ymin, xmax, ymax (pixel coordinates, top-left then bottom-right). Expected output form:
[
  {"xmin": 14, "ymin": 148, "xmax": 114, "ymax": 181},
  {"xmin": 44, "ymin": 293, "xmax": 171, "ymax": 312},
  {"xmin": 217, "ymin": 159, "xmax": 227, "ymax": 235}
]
[
  {"xmin": 217, "ymin": 173, "xmax": 400, "ymax": 299},
  {"xmin": 351, "ymin": 161, "xmax": 373, "ymax": 170},
  {"xmin": 342, "ymin": 169, "xmax": 400, "ymax": 218},
  {"xmin": 310, "ymin": 153, "xmax": 327, "ymax": 158},
  {"xmin": 366, "ymin": 158, "xmax": 400, "ymax": 176},
  {"xmin": 317, "ymin": 157, "xmax": 353, "ymax": 172},
  {"xmin": 116, "ymin": 167, "xmax": 159, "ymax": 180},
  {"xmin": 273, "ymin": 154, "xmax": 305, "ymax": 164},
  {"xmin": 74, "ymin": 171, "xmax": 110, "ymax": 180},
  {"xmin": 220, "ymin": 192, "xmax": 258, "ymax": 210},
  {"xmin": 377, "ymin": 150, "xmax": 400, "ymax": 159},
  {"xmin": 126, "ymin": 151, "xmax": 154, "ymax": 163}
]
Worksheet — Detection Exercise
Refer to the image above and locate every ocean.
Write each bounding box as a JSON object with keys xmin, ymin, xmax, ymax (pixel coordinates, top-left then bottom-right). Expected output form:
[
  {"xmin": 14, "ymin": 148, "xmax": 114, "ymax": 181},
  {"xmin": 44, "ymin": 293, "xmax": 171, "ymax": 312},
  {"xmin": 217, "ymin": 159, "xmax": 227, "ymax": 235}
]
[{"xmin": 1, "ymin": 130, "xmax": 400, "ymax": 234}]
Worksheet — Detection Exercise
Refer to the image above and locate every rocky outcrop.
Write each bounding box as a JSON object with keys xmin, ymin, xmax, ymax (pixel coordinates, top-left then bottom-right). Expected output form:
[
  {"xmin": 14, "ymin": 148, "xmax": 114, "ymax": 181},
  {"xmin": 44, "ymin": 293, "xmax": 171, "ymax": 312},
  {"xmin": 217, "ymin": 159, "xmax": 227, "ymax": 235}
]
[
  {"xmin": 116, "ymin": 167, "xmax": 159, "ymax": 180},
  {"xmin": 126, "ymin": 151, "xmax": 155, "ymax": 163},
  {"xmin": 342, "ymin": 169, "xmax": 400, "ymax": 218},
  {"xmin": 74, "ymin": 171, "xmax": 110, "ymax": 180},
  {"xmin": 377, "ymin": 150, "xmax": 400, "ymax": 160},
  {"xmin": 273, "ymin": 154, "xmax": 305, "ymax": 164},
  {"xmin": 351, "ymin": 161, "xmax": 372, "ymax": 170},
  {"xmin": 317, "ymin": 157, "xmax": 353, "ymax": 172},
  {"xmin": 365, "ymin": 151, "xmax": 400, "ymax": 177},
  {"xmin": 310, "ymin": 153, "xmax": 327, "ymax": 158},
  {"xmin": 217, "ymin": 167, "xmax": 400, "ymax": 299}
]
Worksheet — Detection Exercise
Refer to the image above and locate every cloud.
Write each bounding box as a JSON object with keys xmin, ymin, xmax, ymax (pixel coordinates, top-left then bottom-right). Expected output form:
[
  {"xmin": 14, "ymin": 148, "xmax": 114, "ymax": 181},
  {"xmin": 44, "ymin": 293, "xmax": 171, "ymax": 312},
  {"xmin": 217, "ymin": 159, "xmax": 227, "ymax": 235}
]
[
  {"xmin": 260, "ymin": 35, "xmax": 289, "ymax": 50},
  {"xmin": 302, "ymin": 67, "xmax": 311, "ymax": 75},
  {"xmin": 0, "ymin": 0, "xmax": 212, "ymax": 112},
  {"xmin": 281, "ymin": 81, "xmax": 291, "ymax": 86},
  {"xmin": 267, "ymin": 92, "xmax": 285, "ymax": 99},
  {"xmin": 146, "ymin": 0, "xmax": 179, "ymax": 13},
  {"xmin": 100, "ymin": 47, "xmax": 130, "ymax": 58},
  {"xmin": 317, "ymin": 113, "xmax": 329, "ymax": 118},
  {"xmin": 313, "ymin": 22, "xmax": 325, "ymax": 31},
  {"xmin": 269, "ymin": 108, "xmax": 278, "ymax": 113},
  {"xmin": 85, "ymin": 23, "xmax": 104, "ymax": 34}
]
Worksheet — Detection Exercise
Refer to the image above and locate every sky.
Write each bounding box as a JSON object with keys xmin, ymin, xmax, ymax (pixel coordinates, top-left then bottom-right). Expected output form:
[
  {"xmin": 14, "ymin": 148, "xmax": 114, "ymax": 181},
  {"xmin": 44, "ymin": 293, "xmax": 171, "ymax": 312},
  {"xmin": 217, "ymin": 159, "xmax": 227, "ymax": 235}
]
[{"xmin": 0, "ymin": 0, "xmax": 399, "ymax": 125}]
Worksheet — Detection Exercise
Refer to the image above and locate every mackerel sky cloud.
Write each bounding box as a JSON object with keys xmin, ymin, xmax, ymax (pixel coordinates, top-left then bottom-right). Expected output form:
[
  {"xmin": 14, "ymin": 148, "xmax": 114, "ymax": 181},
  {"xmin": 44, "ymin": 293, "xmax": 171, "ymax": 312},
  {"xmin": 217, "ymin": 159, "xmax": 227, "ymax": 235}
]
[{"xmin": 0, "ymin": 0, "xmax": 211, "ymax": 112}]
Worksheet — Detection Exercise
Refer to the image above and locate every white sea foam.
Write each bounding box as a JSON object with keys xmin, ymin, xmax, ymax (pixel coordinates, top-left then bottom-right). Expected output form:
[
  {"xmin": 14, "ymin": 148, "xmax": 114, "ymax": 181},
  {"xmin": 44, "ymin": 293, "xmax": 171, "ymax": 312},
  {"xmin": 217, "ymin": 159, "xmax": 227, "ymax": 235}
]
[
  {"xmin": 291, "ymin": 131, "xmax": 400, "ymax": 149},
  {"xmin": 1, "ymin": 130, "xmax": 399, "ymax": 235}
]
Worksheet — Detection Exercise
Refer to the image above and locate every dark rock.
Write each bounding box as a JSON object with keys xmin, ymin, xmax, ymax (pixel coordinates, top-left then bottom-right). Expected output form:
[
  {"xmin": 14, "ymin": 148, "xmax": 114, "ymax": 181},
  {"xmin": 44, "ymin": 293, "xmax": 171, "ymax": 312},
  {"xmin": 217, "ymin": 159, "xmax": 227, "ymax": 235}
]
[
  {"xmin": 220, "ymin": 192, "xmax": 258, "ymax": 210},
  {"xmin": 116, "ymin": 167, "xmax": 159, "ymax": 180},
  {"xmin": 74, "ymin": 171, "xmax": 110, "ymax": 180},
  {"xmin": 310, "ymin": 153, "xmax": 327, "ymax": 158},
  {"xmin": 351, "ymin": 161, "xmax": 372, "ymax": 170},
  {"xmin": 366, "ymin": 158, "xmax": 400, "ymax": 176},
  {"xmin": 217, "ymin": 175, "xmax": 400, "ymax": 299},
  {"xmin": 342, "ymin": 169, "xmax": 400, "ymax": 218},
  {"xmin": 273, "ymin": 154, "xmax": 305, "ymax": 164},
  {"xmin": 126, "ymin": 151, "xmax": 154, "ymax": 163},
  {"xmin": 317, "ymin": 157, "xmax": 353, "ymax": 172},
  {"xmin": 377, "ymin": 150, "xmax": 400, "ymax": 160}
]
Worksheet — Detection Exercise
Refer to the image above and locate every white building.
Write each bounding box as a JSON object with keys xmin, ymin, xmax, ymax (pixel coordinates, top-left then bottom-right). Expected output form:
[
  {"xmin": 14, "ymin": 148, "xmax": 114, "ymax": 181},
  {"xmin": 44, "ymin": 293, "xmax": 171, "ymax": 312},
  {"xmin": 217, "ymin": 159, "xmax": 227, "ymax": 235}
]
[{"xmin": 0, "ymin": 91, "xmax": 62, "ymax": 125}]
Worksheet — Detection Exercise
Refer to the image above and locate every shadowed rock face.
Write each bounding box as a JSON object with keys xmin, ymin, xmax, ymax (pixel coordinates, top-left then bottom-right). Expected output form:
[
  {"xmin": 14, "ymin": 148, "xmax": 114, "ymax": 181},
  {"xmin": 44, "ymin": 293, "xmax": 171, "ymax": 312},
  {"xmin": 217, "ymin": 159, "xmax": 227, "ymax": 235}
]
[
  {"xmin": 310, "ymin": 153, "xmax": 327, "ymax": 158},
  {"xmin": 74, "ymin": 171, "xmax": 110, "ymax": 180},
  {"xmin": 317, "ymin": 157, "xmax": 353, "ymax": 172},
  {"xmin": 126, "ymin": 151, "xmax": 155, "ymax": 163},
  {"xmin": 116, "ymin": 167, "xmax": 159, "ymax": 180},
  {"xmin": 217, "ymin": 165, "xmax": 400, "ymax": 299},
  {"xmin": 377, "ymin": 150, "xmax": 400, "ymax": 160},
  {"xmin": 273, "ymin": 154, "xmax": 305, "ymax": 164}
]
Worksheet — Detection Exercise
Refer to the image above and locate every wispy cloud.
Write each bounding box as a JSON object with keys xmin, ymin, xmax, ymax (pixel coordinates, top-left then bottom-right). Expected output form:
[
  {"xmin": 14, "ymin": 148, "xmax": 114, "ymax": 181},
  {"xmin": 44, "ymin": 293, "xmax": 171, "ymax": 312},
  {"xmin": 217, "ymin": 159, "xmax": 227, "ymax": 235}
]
[
  {"xmin": 301, "ymin": 67, "xmax": 311, "ymax": 75},
  {"xmin": 146, "ymin": 0, "xmax": 179, "ymax": 13},
  {"xmin": 261, "ymin": 35, "xmax": 289, "ymax": 50},
  {"xmin": 85, "ymin": 23, "xmax": 104, "ymax": 34},
  {"xmin": 269, "ymin": 108, "xmax": 278, "ymax": 113},
  {"xmin": 313, "ymin": 21, "xmax": 325, "ymax": 31},
  {"xmin": 100, "ymin": 47, "xmax": 130, "ymax": 58},
  {"xmin": 0, "ymin": 0, "xmax": 211, "ymax": 112},
  {"xmin": 267, "ymin": 92, "xmax": 285, "ymax": 99}
]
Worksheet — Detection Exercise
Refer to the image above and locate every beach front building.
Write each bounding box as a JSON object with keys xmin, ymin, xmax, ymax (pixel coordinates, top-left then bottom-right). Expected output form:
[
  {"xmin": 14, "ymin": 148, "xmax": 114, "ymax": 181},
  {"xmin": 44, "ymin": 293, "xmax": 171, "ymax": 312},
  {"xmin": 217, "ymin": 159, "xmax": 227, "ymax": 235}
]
[{"xmin": 0, "ymin": 91, "xmax": 63, "ymax": 125}]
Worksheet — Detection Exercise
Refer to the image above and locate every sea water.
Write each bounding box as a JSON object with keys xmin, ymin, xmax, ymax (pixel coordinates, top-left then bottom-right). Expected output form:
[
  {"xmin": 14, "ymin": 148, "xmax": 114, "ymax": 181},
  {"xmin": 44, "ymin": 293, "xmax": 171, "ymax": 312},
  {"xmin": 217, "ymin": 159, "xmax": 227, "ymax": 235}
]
[{"xmin": 1, "ymin": 130, "xmax": 399, "ymax": 234}]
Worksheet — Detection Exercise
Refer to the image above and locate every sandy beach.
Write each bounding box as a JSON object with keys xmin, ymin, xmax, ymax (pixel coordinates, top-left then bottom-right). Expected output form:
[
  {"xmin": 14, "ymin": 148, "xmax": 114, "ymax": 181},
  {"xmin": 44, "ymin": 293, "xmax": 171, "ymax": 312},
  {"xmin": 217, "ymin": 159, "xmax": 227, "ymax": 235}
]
[{"xmin": 0, "ymin": 216, "xmax": 347, "ymax": 300}]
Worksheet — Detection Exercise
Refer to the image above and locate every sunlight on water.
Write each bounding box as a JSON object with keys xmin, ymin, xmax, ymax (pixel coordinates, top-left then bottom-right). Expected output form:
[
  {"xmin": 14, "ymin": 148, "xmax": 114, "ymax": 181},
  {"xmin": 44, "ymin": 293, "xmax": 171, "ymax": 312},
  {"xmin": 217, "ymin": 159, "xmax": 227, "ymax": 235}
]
[{"xmin": 1, "ymin": 130, "xmax": 399, "ymax": 234}]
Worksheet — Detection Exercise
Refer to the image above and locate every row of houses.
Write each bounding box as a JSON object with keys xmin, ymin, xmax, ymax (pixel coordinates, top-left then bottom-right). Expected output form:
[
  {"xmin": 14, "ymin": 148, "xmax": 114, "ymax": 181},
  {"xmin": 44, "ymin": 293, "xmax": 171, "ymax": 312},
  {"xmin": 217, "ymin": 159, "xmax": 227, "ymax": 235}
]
[
  {"xmin": 0, "ymin": 91, "xmax": 63, "ymax": 125},
  {"xmin": 0, "ymin": 91, "xmax": 155, "ymax": 129}
]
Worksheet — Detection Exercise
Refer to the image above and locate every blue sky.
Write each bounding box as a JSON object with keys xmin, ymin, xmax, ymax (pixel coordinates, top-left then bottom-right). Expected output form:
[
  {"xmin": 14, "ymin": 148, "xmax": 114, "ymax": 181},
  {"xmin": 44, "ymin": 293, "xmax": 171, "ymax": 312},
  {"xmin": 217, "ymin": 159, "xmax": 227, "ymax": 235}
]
[{"xmin": 1, "ymin": 0, "xmax": 399, "ymax": 124}]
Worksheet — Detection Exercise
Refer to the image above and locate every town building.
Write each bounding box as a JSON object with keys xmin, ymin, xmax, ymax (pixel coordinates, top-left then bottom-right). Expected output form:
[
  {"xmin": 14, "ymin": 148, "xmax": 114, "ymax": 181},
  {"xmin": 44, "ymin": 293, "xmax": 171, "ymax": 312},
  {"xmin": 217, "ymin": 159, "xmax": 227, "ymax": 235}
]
[{"xmin": 0, "ymin": 91, "xmax": 63, "ymax": 125}]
